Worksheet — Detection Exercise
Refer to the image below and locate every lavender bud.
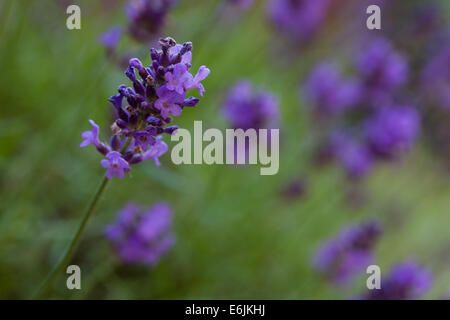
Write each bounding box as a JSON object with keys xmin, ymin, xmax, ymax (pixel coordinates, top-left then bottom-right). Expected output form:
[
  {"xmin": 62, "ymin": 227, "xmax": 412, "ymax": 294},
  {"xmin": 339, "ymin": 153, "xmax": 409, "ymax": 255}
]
[
  {"xmin": 182, "ymin": 96, "xmax": 200, "ymax": 107},
  {"xmin": 146, "ymin": 116, "xmax": 163, "ymax": 126},
  {"xmin": 122, "ymin": 151, "xmax": 134, "ymax": 162},
  {"xmin": 96, "ymin": 143, "xmax": 110, "ymax": 156},
  {"xmin": 150, "ymin": 48, "xmax": 160, "ymax": 62},
  {"xmin": 110, "ymin": 135, "xmax": 122, "ymax": 151},
  {"xmin": 164, "ymin": 125, "xmax": 178, "ymax": 135},
  {"xmin": 129, "ymin": 154, "xmax": 143, "ymax": 164}
]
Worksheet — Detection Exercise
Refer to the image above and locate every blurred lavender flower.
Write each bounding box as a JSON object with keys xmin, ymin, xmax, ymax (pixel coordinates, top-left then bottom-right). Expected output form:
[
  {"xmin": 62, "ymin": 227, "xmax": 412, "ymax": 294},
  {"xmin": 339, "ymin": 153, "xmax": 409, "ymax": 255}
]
[
  {"xmin": 105, "ymin": 202, "xmax": 175, "ymax": 265},
  {"xmin": 331, "ymin": 131, "xmax": 373, "ymax": 179},
  {"xmin": 365, "ymin": 105, "xmax": 420, "ymax": 158},
  {"xmin": 361, "ymin": 261, "xmax": 432, "ymax": 300},
  {"xmin": 280, "ymin": 178, "xmax": 307, "ymax": 201},
  {"xmin": 314, "ymin": 221, "xmax": 381, "ymax": 285},
  {"xmin": 99, "ymin": 26, "xmax": 123, "ymax": 51},
  {"xmin": 126, "ymin": 0, "xmax": 173, "ymax": 42},
  {"xmin": 304, "ymin": 62, "xmax": 361, "ymax": 115},
  {"xmin": 81, "ymin": 37, "xmax": 210, "ymax": 179},
  {"xmin": 222, "ymin": 80, "xmax": 279, "ymax": 130},
  {"xmin": 356, "ymin": 38, "xmax": 408, "ymax": 104},
  {"xmin": 267, "ymin": 0, "xmax": 330, "ymax": 43},
  {"xmin": 421, "ymin": 43, "xmax": 450, "ymax": 112}
]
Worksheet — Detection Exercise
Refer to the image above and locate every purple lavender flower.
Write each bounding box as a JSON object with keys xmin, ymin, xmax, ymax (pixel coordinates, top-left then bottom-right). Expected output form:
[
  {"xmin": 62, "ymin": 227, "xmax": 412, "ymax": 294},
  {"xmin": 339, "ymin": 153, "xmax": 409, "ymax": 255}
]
[
  {"xmin": 361, "ymin": 261, "xmax": 432, "ymax": 300},
  {"xmin": 99, "ymin": 26, "xmax": 122, "ymax": 51},
  {"xmin": 304, "ymin": 62, "xmax": 361, "ymax": 115},
  {"xmin": 267, "ymin": 0, "xmax": 330, "ymax": 43},
  {"xmin": 164, "ymin": 63, "xmax": 191, "ymax": 95},
  {"xmin": 126, "ymin": 0, "xmax": 173, "ymax": 42},
  {"xmin": 421, "ymin": 43, "xmax": 450, "ymax": 112},
  {"xmin": 331, "ymin": 131, "xmax": 373, "ymax": 179},
  {"xmin": 81, "ymin": 37, "xmax": 209, "ymax": 179},
  {"xmin": 356, "ymin": 38, "xmax": 409, "ymax": 104},
  {"xmin": 100, "ymin": 151, "xmax": 130, "ymax": 179},
  {"xmin": 105, "ymin": 202, "xmax": 175, "ymax": 265},
  {"xmin": 185, "ymin": 66, "xmax": 211, "ymax": 97},
  {"xmin": 80, "ymin": 120, "xmax": 101, "ymax": 148},
  {"xmin": 365, "ymin": 105, "xmax": 420, "ymax": 158},
  {"xmin": 314, "ymin": 221, "xmax": 381, "ymax": 285},
  {"xmin": 155, "ymin": 85, "xmax": 184, "ymax": 119},
  {"xmin": 133, "ymin": 130, "xmax": 156, "ymax": 151},
  {"xmin": 222, "ymin": 80, "xmax": 279, "ymax": 130}
]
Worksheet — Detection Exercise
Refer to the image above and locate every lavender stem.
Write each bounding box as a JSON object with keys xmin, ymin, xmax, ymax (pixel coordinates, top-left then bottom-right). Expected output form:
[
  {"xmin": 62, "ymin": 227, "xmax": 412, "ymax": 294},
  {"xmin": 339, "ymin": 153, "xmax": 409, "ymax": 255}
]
[{"xmin": 33, "ymin": 138, "xmax": 132, "ymax": 299}]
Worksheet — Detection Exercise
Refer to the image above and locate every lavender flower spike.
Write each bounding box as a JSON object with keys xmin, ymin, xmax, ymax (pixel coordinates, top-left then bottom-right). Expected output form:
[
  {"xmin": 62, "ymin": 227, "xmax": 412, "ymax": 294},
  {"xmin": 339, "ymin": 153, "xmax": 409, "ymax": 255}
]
[
  {"xmin": 81, "ymin": 37, "xmax": 209, "ymax": 179},
  {"xmin": 105, "ymin": 202, "xmax": 175, "ymax": 265},
  {"xmin": 314, "ymin": 221, "xmax": 381, "ymax": 285}
]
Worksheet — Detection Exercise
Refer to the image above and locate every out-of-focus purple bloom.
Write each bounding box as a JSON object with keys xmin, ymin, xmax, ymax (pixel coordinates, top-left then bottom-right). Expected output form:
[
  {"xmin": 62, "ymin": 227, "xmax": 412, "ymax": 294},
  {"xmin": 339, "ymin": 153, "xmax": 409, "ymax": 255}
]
[
  {"xmin": 81, "ymin": 37, "xmax": 209, "ymax": 179},
  {"xmin": 126, "ymin": 0, "xmax": 173, "ymax": 42},
  {"xmin": 314, "ymin": 221, "xmax": 381, "ymax": 285},
  {"xmin": 421, "ymin": 43, "xmax": 450, "ymax": 112},
  {"xmin": 267, "ymin": 0, "xmax": 330, "ymax": 43},
  {"xmin": 281, "ymin": 179, "xmax": 307, "ymax": 201},
  {"xmin": 105, "ymin": 202, "xmax": 175, "ymax": 265},
  {"xmin": 412, "ymin": 3, "xmax": 444, "ymax": 35},
  {"xmin": 304, "ymin": 62, "xmax": 361, "ymax": 115},
  {"xmin": 361, "ymin": 261, "xmax": 432, "ymax": 300},
  {"xmin": 365, "ymin": 105, "xmax": 420, "ymax": 158},
  {"xmin": 100, "ymin": 151, "xmax": 130, "ymax": 179},
  {"xmin": 331, "ymin": 131, "xmax": 373, "ymax": 179},
  {"xmin": 99, "ymin": 26, "xmax": 122, "ymax": 50},
  {"xmin": 222, "ymin": 80, "xmax": 279, "ymax": 130},
  {"xmin": 356, "ymin": 38, "xmax": 409, "ymax": 104}
]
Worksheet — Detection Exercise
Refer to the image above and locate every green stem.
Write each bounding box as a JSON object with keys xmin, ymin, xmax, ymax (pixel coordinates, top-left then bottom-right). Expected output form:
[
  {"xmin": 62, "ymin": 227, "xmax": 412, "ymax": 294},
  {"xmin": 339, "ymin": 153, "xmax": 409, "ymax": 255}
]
[
  {"xmin": 33, "ymin": 176, "xmax": 110, "ymax": 299},
  {"xmin": 33, "ymin": 138, "xmax": 132, "ymax": 299}
]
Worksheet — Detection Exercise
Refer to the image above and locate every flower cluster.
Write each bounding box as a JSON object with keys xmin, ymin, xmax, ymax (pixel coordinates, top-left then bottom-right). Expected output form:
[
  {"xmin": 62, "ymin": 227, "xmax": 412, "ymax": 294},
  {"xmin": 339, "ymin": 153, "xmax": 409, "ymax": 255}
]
[
  {"xmin": 105, "ymin": 202, "xmax": 175, "ymax": 265},
  {"xmin": 81, "ymin": 37, "xmax": 210, "ymax": 179},
  {"xmin": 361, "ymin": 261, "xmax": 432, "ymax": 300},
  {"xmin": 222, "ymin": 80, "xmax": 279, "ymax": 131},
  {"xmin": 304, "ymin": 37, "xmax": 420, "ymax": 179},
  {"xmin": 313, "ymin": 221, "xmax": 381, "ymax": 285},
  {"xmin": 267, "ymin": 0, "xmax": 330, "ymax": 43}
]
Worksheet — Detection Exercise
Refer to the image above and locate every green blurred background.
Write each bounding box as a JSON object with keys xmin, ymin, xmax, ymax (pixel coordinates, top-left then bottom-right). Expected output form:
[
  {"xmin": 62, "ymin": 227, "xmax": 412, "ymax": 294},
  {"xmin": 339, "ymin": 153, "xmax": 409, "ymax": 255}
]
[{"xmin": 0, "ymin": 0, "xmax": 449, "ymax": 299}]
